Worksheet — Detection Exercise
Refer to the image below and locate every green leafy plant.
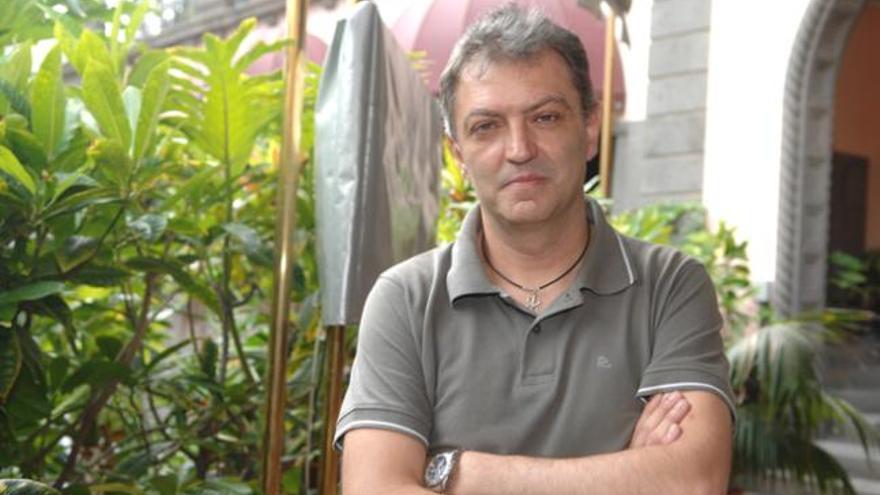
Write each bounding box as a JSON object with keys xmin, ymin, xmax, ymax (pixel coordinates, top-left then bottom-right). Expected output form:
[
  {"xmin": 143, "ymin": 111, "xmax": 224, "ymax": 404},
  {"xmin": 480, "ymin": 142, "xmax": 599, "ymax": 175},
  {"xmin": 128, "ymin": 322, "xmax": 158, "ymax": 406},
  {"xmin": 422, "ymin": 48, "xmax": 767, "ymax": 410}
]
[
  {"xmin": 0, "ymin": 4, "xmax": 328, "ymax": 493},
  {"xmin": 828, "ymin": 250, "xmax": 880, "ymax": 314},
  {"xmin": 727, "ymin": 311, "xmax": 876, "ymax": 494}
]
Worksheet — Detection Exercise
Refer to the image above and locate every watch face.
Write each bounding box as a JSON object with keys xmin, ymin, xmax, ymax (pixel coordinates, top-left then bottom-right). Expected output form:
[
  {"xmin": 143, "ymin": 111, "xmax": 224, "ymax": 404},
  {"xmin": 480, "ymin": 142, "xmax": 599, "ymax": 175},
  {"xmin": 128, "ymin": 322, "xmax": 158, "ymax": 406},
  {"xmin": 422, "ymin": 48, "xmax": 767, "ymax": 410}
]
[{"xmin": 425, "ymin": 453, "xmax": 451, "ymax": 486}]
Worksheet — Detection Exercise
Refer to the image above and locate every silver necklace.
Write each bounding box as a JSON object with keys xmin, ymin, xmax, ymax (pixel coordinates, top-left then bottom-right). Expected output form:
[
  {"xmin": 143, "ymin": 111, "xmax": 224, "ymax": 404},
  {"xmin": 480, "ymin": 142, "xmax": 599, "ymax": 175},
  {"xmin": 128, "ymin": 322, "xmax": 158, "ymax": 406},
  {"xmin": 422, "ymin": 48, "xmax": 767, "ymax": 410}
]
[{"xmin": 480, "ymin": 234, "xmax": 589, "ymax": 311}]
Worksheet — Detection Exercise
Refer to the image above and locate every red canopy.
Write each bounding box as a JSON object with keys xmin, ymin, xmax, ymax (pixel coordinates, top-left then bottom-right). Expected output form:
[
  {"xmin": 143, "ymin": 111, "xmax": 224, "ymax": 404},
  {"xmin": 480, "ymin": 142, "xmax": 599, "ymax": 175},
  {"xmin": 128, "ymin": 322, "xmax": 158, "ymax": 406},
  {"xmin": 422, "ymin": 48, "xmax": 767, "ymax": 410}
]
[{"xmin": 391, "ymin": 0, "xmax": 625, "ymax": 111}]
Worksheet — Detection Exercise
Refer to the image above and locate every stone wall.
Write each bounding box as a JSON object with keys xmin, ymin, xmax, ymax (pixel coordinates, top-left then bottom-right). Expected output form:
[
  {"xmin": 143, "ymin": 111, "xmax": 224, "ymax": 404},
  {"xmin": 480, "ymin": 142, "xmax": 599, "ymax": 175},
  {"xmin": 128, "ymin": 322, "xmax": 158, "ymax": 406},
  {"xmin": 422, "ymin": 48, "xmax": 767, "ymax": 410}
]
[{"xmin": 612, "ymin": 0, "xmax": 712, "ymax": 211}]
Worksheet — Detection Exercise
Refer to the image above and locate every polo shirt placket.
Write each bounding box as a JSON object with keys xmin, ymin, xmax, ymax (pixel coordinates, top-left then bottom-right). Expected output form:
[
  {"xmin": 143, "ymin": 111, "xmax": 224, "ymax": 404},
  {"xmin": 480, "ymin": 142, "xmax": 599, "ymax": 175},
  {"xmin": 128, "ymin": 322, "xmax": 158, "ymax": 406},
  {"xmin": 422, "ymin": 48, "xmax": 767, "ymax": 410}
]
[{"xmin": 494, "ymin": 289, "xmax": 587, "ymax": 384}]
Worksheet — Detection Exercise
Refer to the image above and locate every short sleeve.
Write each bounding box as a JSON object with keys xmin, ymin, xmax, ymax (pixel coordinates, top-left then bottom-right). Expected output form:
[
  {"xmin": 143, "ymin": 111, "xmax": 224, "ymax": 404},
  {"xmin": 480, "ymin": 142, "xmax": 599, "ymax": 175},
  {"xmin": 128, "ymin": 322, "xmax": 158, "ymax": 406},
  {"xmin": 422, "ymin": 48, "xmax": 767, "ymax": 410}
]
[
  {"xmin": 334, "ymin": 276, "xmax": 432, "ymax": 450},
  {"xmin": 636, "ymin": 260, "xmax": 736, "ymax": 418}
]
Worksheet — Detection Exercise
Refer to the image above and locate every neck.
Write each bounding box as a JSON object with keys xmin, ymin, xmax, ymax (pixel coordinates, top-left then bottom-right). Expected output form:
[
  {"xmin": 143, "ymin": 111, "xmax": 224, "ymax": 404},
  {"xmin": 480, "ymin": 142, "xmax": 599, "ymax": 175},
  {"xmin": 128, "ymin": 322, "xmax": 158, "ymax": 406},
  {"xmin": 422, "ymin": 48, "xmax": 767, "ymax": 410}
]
[{"xmin": 479, "ymin": 199, "xmax": 590, "ymax": 289}]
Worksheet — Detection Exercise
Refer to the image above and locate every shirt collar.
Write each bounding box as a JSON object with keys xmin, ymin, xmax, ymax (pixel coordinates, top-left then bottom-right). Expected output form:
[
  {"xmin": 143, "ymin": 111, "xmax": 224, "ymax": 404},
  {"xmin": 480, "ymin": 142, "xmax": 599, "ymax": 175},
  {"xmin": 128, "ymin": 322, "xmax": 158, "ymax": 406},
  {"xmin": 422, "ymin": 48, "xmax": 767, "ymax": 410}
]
[
  {"xmin": 446, "ymin": 206, "xmax": 498, "ymax": 303},
  {"xmin": 446, "ymin": 197, "xmax": 637, "ymax": 304},
  {"xmin": 575, "ymin": 198, "xmax": 637, "ymax": 295}
]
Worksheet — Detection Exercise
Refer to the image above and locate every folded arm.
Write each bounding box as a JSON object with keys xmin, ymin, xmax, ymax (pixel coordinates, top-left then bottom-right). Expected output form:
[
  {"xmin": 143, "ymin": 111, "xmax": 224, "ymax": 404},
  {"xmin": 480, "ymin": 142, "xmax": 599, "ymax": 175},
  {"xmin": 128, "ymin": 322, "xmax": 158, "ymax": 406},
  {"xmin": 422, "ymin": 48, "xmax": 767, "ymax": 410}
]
[
  {"xmin": 449, "ymin": 391, "xmax": 731, "ymax": 495},
  {"xmin": 342, "ymin": 390, "xmax": 730, "ymax": 495}
]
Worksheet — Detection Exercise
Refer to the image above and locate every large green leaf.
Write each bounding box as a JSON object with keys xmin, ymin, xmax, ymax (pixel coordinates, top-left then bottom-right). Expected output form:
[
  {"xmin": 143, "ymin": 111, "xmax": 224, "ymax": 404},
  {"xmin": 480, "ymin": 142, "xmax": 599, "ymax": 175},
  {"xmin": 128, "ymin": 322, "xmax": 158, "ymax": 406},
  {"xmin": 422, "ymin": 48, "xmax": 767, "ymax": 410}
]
[
  {"xmin": 61, "ymin": 357, "xmax": 131, "ymax": 393},
  {"xmin": 86, "ymin": 483, "xmax": 143, "ymax": 495},
  {"xmin": 0, "ymin": 79, "xmax": 31, "ymax": 121},
  {"xmin": 125, "ymin": 2, "xmax": 151, "ymax": 50},
  {"xmin": 0, "ymin": 41, "xmax": 32, "ymax": 116},
  {"xmin": 82, "ymin": 61, "xmax": 131, "ymax": 151},
  {"xmin": 0, "ymin": 303, "xmax": 16, "ymax": 325},
  {"xmin": 55, "ymin": 235, "xmax": 98, "ymax": 273},
  {"xmin": 4, "ymin": 125, "xmax": 48, "ymax": 172},
  {"xmin": 87, "ymin": 138, "xmax": 132, "ymax": 188},
  {"xmin": 223, "ymin": 222, "xmax": 272, "ymax": 267},
  {"xmin": 127, "ymin": 50, "xmax": 170, "ymax": 89},
  {"xmin": 171, "ymin": 18, "xmax": 282, "ymax": 168},
  {"xmin": 71, "ymin": 28, "xmax": 114, "ymax": 76},
  {"xmin": 108, "ymin": 0, "xmax": 150, "ymax": 75},
  {"xmin": 53, "ymin": 20, "xmax": 78, "ymax": 68},
  {"xmin": 30, "ymin": 44, "xmax": 66, "ymax": 159},
  {"xmin": 0, "ymin": 0, "xmax": 50, "ymax": 50},
  {"xmin": 50, "ymin": 168, "xmax": 97, "ymax": 204},
  {"xmin": 3, "ymin": 331, "xmax": 51, "ymax": 432},
  {"xmin": 0, "ymin": 145, "xmax": 35, "ymax": 195},
  {"xmin": 122, "ymin": 86, "xmax": 142, "ymax": 146},
  {"xmin": 68, "ymin": 265, "xmax": 130, "ymax": 287},
  {"xmin": 0, "ymin": 41, "xmax": 32, "ymax": 92},
  {"xmin": 133, "ymin": 60, "xmax": 171, "ymax": 164},
  {"xmin": 0, "ymin": 479, "xmax": 61, "ymax": 494},
  {"xmin": 128, "ymin": 213, "xmax": 167, "ymax": 242},
  {"xmin": 52, "ymin": 123, "xmax": 90, "ymax": 173},
  {"xmin": 0, "ymin": 327, "xmax": 22, "ymax": 402},
  {"xmin": 231, "ymin": 39, "xmax": 288, "ymax": 74},
  {"xmin": 0, "ymin": 281, "xmax": 65, "ymax": 306},
  {"xmin": 41, "ymin": 186, "xmax": 118, "ymax": 221}
]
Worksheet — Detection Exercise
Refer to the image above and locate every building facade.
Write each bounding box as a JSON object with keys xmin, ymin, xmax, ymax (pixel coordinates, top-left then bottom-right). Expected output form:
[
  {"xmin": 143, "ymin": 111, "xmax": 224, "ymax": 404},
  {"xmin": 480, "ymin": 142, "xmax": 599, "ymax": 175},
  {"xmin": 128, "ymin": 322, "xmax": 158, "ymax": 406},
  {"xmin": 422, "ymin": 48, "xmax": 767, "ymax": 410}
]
[{"xmin": 614, "ymin": 0, "xmax": 880, "ymax": 318}]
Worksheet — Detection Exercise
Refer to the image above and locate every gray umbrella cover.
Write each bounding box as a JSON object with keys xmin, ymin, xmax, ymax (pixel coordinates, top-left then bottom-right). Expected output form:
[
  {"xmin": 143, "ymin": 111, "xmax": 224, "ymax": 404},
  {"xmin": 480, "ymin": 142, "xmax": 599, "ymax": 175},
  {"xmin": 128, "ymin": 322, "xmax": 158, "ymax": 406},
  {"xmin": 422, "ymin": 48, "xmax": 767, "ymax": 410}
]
[{"xmin": 315, "ymin": 1, "xmax": 442, "ymax": 326}]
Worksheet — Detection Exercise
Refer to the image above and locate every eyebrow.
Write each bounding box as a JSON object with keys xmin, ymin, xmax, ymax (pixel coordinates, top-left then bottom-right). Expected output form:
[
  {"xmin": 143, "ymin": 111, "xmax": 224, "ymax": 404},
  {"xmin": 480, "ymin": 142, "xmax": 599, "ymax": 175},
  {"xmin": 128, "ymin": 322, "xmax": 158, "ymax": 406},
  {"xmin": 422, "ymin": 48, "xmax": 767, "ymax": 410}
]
[{"xmin": 462, "ymin": 94, "xmax": 572, "ymax": 127}]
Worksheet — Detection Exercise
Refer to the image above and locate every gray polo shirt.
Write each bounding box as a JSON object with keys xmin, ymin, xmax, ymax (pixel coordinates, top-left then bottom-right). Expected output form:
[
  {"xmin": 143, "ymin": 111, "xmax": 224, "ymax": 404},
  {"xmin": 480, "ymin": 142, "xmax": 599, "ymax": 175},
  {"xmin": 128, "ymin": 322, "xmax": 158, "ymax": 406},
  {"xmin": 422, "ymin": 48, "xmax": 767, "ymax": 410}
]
[{"xmin": 335, "ymin": 198, "xmax": 734, "ymax": 457}]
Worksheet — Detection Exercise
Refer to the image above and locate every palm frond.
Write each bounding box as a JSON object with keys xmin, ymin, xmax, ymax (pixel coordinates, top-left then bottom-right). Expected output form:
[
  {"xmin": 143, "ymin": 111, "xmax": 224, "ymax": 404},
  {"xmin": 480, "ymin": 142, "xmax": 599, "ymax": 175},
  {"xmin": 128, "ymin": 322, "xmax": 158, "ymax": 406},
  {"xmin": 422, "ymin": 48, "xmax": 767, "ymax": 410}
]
[{"xmin": 733, "ymin": 406, "xmax": 856, "ymax": 494}]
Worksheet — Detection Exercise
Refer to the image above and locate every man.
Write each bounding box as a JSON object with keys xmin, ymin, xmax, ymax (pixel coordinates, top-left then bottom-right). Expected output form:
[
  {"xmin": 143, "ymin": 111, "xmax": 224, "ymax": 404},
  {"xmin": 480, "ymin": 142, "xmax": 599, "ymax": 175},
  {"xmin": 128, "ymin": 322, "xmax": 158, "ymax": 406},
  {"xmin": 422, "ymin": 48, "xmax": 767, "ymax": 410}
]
[{"xmin": 336, "ymin": 5, "xmax": 734, "ymax": 494}]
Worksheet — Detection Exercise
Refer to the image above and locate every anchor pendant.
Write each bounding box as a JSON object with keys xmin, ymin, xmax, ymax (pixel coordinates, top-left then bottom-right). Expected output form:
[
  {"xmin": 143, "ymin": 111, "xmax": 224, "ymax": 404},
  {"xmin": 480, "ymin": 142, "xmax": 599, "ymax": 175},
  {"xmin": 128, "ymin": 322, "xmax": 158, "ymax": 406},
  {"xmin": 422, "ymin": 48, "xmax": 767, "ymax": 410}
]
[{"xmin": 524, "ymin": 289, "xmax": 541, "ymax": 311}]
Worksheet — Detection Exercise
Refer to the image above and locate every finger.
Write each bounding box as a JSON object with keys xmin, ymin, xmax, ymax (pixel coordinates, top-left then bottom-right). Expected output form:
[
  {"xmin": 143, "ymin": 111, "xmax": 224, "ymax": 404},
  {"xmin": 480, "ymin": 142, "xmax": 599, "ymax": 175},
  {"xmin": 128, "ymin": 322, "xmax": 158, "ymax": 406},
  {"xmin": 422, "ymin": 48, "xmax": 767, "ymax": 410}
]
[
  {"xmin": 666, "ymin": 397, "xmax": 691, "ymax": 425},
  {"xmin": 642, "ymin": 392, "xmax": 683, "ymax": 431},
  {"xmin": 663, "ymin": 423, "xmax": 682, "ymax": 443},
  {"xmin": 631, "ymin": 394, "xmax": 665, "ymax": 445},
  {"xmin": 642, "ymin": 393, "xmax": 665, "ymax": 416},
  {"xmin": 631, "ymin": 393, "xmax": 677, "ymax": 447},
  {"xmin": 646, "ymin": 400, "xmax": 691, "ymax": 446}
]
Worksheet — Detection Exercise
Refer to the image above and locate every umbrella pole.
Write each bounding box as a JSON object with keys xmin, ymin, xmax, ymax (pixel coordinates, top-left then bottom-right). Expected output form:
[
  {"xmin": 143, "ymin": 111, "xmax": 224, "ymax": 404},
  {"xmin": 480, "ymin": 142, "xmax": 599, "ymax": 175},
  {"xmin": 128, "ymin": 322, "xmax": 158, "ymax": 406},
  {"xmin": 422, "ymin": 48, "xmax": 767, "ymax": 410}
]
[
  {"xmin": 320, "ymin": 324, "xmax": 347, "ymax": 495},
  {"xmin": 599, "ymin": 11, "xmax": 616, "ymax": 198},
  {"xmin": 262, "ymin": 0, "xmax": 309, "ymax": 493}
]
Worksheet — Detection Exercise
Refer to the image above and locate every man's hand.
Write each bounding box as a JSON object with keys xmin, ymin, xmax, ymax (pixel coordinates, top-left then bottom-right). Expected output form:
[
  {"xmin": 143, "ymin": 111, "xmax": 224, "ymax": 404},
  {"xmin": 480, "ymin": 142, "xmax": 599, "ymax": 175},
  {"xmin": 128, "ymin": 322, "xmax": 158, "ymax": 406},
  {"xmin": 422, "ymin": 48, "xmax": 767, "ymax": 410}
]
[{"xmin": 628, "ymin": 391, "xmax": 691, "ymax": 449}]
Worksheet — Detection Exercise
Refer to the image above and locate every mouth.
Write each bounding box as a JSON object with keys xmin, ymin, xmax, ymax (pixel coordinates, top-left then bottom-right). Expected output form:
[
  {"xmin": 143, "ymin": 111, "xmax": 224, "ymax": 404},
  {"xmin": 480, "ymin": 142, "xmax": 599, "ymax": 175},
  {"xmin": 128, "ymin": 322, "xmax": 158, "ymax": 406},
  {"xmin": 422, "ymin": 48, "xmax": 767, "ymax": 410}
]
[{"xmin": 503, "ymin": 173, "xmax": 546, "ymax": 188}]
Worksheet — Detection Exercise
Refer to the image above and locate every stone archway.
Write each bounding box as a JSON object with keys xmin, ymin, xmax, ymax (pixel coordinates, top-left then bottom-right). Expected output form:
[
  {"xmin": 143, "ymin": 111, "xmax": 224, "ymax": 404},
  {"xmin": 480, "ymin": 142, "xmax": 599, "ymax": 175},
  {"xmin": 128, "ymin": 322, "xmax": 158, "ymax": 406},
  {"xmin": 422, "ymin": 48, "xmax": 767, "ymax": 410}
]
[{"xmin": 772, "ymin": 0, "xmax": 867, "ymax": 316}]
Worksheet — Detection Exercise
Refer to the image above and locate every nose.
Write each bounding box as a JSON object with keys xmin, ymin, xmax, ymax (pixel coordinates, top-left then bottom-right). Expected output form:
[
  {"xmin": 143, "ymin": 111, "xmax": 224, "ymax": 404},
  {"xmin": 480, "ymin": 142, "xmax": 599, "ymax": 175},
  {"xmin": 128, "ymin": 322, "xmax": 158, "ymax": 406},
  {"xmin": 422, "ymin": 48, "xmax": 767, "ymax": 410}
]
[{"xmin": 505, "ymin": 120, "xmax": 537, "ymax": 165}]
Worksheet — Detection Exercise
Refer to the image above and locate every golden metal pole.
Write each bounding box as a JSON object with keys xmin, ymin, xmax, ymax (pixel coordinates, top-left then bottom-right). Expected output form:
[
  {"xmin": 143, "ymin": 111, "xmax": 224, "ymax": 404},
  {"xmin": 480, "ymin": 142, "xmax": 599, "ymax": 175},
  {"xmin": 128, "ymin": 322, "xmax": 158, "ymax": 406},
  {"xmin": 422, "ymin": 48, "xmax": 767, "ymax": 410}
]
[
  {"xmin": 320, "ymin": 325, "xmax": 347, "ymax": 495},
  {"xmin": 262, "ymin": 0, "xmax": 309, "ymax": 493},
  {"xmin": 599, "ymin": 12, "xmax": 616, "ymax": 198}
]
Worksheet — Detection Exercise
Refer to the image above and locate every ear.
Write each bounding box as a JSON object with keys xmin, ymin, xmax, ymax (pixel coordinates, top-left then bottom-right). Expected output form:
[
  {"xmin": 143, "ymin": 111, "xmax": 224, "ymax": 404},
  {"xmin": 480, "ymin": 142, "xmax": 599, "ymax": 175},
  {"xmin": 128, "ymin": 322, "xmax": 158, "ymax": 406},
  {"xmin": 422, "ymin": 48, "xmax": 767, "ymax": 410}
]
[
  {"xmin": 446, "ymin": 135, "xmax": 469, "ymax": 176},
  {"xmin": 584, "ymin": 109, "xmax": 601, "ymax": 161}
]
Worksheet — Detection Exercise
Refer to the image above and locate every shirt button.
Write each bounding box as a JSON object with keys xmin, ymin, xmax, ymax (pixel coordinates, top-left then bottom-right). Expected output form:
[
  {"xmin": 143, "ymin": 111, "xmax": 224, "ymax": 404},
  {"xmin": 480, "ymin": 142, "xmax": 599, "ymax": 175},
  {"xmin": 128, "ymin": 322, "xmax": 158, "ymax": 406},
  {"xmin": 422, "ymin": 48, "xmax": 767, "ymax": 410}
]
[{"xmin": 532, "ymin": 325, "xmax": 542, "ymax": 334}]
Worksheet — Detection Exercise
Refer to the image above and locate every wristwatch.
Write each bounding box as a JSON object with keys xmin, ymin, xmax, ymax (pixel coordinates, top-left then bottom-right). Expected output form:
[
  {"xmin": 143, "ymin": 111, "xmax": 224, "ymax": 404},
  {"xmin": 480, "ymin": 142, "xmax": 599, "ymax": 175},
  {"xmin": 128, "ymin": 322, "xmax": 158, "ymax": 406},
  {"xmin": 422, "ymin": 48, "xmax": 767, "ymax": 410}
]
[{"xmin": 424, "ymin": 449, "xmax": 462, "ymax": 493}]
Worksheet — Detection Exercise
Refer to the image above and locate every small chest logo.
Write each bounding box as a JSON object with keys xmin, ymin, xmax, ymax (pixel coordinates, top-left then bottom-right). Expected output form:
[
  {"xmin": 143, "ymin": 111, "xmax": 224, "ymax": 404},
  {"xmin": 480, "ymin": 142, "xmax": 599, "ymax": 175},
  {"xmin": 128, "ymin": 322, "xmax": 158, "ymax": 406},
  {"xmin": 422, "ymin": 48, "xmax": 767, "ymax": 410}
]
[{"xmin": 596, "ymin": 355, "xmax": 613, "ymax": 369}]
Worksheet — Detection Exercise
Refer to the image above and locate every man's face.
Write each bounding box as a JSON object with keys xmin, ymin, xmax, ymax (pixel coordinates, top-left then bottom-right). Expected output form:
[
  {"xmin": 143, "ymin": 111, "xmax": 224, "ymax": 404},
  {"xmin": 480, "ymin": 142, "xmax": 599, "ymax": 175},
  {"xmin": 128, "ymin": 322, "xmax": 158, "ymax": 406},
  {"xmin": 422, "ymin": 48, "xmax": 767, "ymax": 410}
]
[{"xmin": 448, "ymin": 49, "xmax": 599, "ymax": 227}]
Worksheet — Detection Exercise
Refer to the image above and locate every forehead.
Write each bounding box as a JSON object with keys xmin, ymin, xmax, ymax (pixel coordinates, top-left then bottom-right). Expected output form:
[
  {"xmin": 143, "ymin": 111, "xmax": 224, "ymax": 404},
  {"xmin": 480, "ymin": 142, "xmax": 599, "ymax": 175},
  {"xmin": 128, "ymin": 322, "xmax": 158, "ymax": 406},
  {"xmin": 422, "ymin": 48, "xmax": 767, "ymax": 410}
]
[{"xmin": 454, "ymin": 50, "xmax": 580, "ymax": 120}]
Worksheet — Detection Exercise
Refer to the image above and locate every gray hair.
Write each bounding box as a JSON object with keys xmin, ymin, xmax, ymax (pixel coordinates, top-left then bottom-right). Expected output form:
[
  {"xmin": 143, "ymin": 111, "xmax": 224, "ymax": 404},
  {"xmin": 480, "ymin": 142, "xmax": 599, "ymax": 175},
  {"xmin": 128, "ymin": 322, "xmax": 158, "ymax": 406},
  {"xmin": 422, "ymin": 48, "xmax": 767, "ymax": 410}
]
[{"xmin": 438, "ymin": 3, "xmax": 597, "ymax": 138}]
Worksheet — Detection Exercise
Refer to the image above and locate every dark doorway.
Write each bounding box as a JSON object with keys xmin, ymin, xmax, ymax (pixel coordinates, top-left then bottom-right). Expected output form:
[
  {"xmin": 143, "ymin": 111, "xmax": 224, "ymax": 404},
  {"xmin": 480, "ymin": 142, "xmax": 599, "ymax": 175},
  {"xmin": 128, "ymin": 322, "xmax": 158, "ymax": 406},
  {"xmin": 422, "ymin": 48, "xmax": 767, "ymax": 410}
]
[
  {"xmin": 829, "ymin": 152, "xmax": 868, "ymax": 257},
  {"xmin": 826, "ymin": 151, "xmax": 869, "ymax": 307}
]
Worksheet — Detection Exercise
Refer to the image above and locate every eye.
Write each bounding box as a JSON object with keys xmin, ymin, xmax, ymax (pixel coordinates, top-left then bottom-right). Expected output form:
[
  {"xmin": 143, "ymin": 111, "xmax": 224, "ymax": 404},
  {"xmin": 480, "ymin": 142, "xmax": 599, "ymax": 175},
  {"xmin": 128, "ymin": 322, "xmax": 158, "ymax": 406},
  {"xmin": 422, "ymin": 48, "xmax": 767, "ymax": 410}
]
[
  {"xmin": 470, "ymin": 120, "xmax": 498, "ymax": 135},
  {"xmin": 534, "ymin": 112, "xmax": 560, "ymax": 124}
]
